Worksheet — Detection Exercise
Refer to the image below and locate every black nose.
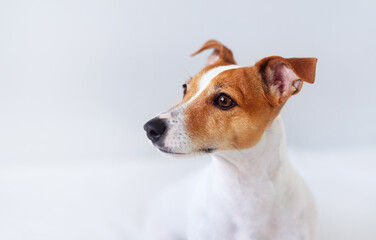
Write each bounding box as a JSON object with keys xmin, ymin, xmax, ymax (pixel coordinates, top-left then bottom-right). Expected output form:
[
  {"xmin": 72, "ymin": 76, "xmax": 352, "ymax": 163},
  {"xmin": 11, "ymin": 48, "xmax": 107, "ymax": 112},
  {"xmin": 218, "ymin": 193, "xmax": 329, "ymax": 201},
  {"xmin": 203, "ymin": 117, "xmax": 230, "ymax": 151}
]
[{"xmin": 143, "ymin": 117, "xmax": 167, "ymax": 143}]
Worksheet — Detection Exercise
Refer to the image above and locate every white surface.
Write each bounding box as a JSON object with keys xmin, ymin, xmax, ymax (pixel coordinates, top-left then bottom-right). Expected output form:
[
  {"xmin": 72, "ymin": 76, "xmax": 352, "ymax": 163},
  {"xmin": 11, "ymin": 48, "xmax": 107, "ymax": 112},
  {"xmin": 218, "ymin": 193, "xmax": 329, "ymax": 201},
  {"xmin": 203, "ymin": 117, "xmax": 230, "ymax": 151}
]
[
  {"xmin": 291, "ymin": 147, "xmax": 376, "ymax": 240},
  {"xmin": 0, "ymin": 148, "xmax": 375, "ymax": 240}
]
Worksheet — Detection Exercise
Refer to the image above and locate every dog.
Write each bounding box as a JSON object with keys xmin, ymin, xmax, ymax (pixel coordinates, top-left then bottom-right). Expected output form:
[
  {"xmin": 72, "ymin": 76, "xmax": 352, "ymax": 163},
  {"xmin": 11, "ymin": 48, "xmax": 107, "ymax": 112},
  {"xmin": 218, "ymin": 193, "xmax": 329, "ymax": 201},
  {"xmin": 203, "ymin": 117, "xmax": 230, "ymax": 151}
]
[{"xmin": 143, "ymin": 40, "xmax": 317, "ymax": 240}]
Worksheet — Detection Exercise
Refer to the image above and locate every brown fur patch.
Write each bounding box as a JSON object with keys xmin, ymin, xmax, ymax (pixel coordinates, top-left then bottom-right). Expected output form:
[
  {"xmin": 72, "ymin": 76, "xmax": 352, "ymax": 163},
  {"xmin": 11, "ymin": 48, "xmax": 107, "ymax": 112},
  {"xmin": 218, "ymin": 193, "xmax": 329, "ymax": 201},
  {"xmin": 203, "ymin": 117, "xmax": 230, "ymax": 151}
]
[{"xmin": 183, "ymin": 67, "xmax": 282, "ymax": 151}]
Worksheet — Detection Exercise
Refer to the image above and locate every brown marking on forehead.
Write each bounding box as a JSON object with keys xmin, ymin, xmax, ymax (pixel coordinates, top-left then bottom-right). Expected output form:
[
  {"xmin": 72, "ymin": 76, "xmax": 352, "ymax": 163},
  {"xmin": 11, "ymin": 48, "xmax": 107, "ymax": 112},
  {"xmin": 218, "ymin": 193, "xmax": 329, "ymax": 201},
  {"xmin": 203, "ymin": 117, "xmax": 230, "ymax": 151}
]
[{"xmin": 183, "ymin": 66, "xmax": 282, "ymax": 151}]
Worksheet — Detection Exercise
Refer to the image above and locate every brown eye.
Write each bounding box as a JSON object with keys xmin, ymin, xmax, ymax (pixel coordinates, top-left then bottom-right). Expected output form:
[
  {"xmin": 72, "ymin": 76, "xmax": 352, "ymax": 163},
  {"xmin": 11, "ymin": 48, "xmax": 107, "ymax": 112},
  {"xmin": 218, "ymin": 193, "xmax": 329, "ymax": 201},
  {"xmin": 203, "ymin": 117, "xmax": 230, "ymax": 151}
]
[
  {"xmin": 214, "ymin": 93, "xmax": 236, "ymax": 110},
  {"xmin": 182, "ymin": 83, "xmax": 187, "ymax": 96}
]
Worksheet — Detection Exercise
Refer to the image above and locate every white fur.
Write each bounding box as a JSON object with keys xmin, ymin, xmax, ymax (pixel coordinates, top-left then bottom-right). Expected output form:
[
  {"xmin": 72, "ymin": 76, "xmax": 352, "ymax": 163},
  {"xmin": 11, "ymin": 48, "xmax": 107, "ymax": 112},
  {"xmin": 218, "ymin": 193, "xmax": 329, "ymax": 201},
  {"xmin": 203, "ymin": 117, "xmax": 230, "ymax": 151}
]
[{"xmin": 143, "ymin": 116, "xmax": 317, "ymax": 240}]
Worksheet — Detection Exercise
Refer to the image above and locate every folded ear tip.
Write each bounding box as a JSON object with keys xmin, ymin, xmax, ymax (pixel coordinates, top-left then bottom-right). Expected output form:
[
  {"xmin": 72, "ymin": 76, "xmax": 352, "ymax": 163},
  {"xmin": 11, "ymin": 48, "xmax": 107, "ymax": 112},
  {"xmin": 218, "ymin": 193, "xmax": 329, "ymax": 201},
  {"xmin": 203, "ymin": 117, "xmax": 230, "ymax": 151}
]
[
  {"xmin": 308, "ymin": 58, "xmax": 318, "ymax": 84},
  {"xmin": 189, "ymin": 39, "xmax": 236, "ymax": 65},
  {"xmin": 205, "ymin": 39, "xmax": 221, "ymax": 45},
  {"xmin": 308, "ymin": 78, "xmax": 315, "ymax": 84},
  {"xmin": 307, "ymin": 57, "xmax": 318, "ymax": 68},
  {"xmin": 190, "ymin": 40, "xmax": 218, "ymax": 57}
]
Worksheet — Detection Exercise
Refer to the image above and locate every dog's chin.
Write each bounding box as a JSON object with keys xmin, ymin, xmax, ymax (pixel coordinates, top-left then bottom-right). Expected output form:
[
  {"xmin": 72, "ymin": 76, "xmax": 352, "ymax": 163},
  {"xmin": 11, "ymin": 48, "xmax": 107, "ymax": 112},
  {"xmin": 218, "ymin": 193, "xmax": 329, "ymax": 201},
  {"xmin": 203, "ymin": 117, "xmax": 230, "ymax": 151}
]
[
  {"xmin": 157, "ymin": 147, "xmax": 191, "ymax": 158},
  {"xmin": 156, "ymin": 146, "xmax": 217, "ymax": 158}
]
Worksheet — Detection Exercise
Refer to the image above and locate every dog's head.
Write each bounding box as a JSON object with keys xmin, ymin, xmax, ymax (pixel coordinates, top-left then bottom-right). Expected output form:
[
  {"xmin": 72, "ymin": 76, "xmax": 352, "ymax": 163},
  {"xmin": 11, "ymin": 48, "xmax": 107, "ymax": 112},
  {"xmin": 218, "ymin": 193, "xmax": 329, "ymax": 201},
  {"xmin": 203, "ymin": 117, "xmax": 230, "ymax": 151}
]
[{"xmin": 144, "ymin": 40, "xmax": 317, "ymax": 156}]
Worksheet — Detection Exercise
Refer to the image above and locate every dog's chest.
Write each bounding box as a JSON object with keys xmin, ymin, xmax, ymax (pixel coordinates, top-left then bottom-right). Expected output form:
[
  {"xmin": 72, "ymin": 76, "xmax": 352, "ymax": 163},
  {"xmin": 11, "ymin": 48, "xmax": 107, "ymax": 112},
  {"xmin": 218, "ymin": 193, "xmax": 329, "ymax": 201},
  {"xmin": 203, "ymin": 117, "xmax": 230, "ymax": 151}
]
[{"xmin": 201, "ymin": 174, "xmax": 282, "ymax": 238}]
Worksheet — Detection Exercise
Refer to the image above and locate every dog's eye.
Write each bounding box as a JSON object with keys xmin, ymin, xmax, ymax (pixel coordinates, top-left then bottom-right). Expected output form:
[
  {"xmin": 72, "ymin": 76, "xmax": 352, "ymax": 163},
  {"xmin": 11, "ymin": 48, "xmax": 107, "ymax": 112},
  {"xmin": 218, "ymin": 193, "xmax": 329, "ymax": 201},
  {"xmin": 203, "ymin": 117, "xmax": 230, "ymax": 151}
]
[
  {"xmin": 182, "ymin": 83, "xmax": 187, "ymax": 96},
  {"xmin": 214, "ymin": 93, "xmax": 236, "ymax": 110}
]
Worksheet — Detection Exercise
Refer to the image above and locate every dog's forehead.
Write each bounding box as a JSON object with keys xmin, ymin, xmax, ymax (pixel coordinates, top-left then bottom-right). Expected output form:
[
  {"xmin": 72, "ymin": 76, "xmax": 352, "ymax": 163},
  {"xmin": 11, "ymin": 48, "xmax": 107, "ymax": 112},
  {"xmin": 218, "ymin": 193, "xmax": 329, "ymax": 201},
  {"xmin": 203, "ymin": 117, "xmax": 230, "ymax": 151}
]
[{"xmin": 187, "ymin": 65, "xmax": 241, "ymax": 100}]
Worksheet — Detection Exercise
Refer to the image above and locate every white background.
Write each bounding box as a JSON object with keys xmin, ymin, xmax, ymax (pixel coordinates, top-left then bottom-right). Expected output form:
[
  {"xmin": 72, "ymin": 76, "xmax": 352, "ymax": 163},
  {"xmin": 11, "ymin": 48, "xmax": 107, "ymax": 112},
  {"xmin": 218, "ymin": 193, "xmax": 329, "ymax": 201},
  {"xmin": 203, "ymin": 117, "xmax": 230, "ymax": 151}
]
[
  {"xmin": 1, "ymin": 0, "xmax": 376, "ymax": 162},
  {"xmin": 0, "ymin": 0, "xmax": 375, "ymax": 239}
]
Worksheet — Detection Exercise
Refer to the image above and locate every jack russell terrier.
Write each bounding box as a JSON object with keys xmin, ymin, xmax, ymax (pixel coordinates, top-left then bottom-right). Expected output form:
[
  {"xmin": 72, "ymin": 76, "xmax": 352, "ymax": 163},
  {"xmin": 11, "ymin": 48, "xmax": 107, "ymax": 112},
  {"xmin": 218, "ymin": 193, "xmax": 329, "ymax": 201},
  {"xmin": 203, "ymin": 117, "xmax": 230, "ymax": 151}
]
[{"xmin": 143, "ymin": 40, "xmax": 317, "ymax": 240}]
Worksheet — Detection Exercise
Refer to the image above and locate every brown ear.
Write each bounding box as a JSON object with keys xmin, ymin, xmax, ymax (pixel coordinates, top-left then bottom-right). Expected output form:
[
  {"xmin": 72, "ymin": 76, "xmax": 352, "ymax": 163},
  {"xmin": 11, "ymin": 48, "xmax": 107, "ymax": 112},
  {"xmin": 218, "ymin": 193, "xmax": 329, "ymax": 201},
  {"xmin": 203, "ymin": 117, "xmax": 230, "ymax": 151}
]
[
  {"xmin": 191, "ymin": 40, "xmax": 236, "ymax": 66},
  {"xmin": 256, "ymin": 56, "xmax": 317, "ymax": 105}
]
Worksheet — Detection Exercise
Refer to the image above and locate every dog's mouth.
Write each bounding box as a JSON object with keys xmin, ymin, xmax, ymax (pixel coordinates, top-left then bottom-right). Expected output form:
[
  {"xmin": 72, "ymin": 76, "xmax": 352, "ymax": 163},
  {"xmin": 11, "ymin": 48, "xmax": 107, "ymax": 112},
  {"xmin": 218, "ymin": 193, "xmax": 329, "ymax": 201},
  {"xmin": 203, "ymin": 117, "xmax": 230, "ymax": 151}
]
[{"xmin": 198, "ymin": 147, "xmax": 216, "ymax": 153}]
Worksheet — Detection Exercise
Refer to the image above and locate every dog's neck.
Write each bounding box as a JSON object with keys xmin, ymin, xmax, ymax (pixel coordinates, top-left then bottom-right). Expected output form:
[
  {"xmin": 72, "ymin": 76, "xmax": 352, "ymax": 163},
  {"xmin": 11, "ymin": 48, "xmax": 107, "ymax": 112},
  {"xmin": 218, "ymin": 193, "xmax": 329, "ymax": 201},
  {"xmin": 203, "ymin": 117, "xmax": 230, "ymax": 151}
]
[{"xmin": 209, "ymin": 115, "xmax": 290, "ymax": 199}]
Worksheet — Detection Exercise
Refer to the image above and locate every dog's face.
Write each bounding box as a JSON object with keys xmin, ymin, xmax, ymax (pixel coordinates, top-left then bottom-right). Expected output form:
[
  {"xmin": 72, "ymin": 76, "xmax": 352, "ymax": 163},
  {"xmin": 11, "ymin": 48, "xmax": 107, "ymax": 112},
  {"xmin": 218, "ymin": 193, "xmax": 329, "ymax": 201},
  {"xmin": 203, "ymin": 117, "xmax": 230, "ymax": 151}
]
[{"xmin": 144, "ymin": 40, "xmax": 317, "ymax": 155}]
